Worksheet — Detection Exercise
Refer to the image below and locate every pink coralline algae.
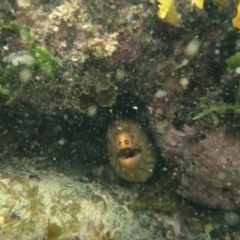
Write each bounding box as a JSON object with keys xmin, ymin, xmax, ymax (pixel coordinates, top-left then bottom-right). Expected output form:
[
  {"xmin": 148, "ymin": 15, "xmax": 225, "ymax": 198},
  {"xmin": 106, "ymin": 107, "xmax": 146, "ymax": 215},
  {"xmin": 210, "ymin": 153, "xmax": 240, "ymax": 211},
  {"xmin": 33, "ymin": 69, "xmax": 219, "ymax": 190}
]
[{"xmin": 148, "ymin": 100, "xmax": 240, "ymax": 210}]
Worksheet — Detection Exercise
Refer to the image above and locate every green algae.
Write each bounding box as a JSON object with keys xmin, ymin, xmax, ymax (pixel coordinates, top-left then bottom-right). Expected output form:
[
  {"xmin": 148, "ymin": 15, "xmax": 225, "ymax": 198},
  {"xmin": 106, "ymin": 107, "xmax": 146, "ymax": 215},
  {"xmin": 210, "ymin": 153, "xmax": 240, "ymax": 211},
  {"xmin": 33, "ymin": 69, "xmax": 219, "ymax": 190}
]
[
  {"xmin": 0, "ymin": 21, "xmax": 60, "ymax": 105},
  {"xmin": 226, "ymin": 52, "xmax": 240, "ymax": 74},
  {"xmin": 9, "ymin": 21, "xmax": 59, "ymax": 77},
  {"xmin": 193, "ymin": 104, "xmax": 240, "ymax": 120},
  {"xmin": 191, "ymin": 51, "xmax": 240, "ymax": 122},
  {"xmin": 132, "ymin": 169, "xmax": 184, "ymax": 212}
]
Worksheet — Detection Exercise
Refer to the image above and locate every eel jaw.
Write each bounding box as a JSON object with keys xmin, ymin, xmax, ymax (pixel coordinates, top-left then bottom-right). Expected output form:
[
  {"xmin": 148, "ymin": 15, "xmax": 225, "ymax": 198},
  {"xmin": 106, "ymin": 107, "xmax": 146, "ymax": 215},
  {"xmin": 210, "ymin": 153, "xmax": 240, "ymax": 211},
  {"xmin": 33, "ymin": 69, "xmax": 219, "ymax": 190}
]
[{"xmin": 117, "ymin": 148, "xmax": 142, "ymax": 169}]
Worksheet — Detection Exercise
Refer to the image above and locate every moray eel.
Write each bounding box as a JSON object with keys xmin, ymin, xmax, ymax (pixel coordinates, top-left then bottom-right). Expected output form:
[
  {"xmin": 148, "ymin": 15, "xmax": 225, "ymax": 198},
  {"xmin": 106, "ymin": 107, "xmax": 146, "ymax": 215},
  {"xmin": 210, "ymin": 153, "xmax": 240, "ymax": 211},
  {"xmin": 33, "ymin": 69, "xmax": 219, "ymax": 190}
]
[{"xmin": 106, "ymin": 120, "xmax": 156, "ymax": 182}]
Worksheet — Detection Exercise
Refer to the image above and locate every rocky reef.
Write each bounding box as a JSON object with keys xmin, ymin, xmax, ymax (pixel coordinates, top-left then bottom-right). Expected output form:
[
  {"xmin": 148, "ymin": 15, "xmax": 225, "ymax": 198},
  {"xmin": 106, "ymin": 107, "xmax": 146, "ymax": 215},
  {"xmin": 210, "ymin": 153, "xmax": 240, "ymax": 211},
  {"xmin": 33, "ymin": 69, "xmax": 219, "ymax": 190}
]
[
  {"xmin": 1, "ymin": 0, "xmax": 240, "ymax": 239},
  {"xmin": 146, "ymin": 0, "xmax": 240, "ymax": 212},
  {"xmin": 0, "ymin": 167, "xmax": 155, "ymax": 240}
]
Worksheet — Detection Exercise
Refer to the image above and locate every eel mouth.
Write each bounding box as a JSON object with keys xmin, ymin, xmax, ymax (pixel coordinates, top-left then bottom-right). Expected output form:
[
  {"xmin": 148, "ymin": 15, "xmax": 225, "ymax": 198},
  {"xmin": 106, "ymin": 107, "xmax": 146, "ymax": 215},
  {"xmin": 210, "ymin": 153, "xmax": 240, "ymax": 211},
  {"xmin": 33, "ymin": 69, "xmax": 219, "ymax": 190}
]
[{"xmin": 117, "ymin": 148, "xmax": 142, "ymax": 169}]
